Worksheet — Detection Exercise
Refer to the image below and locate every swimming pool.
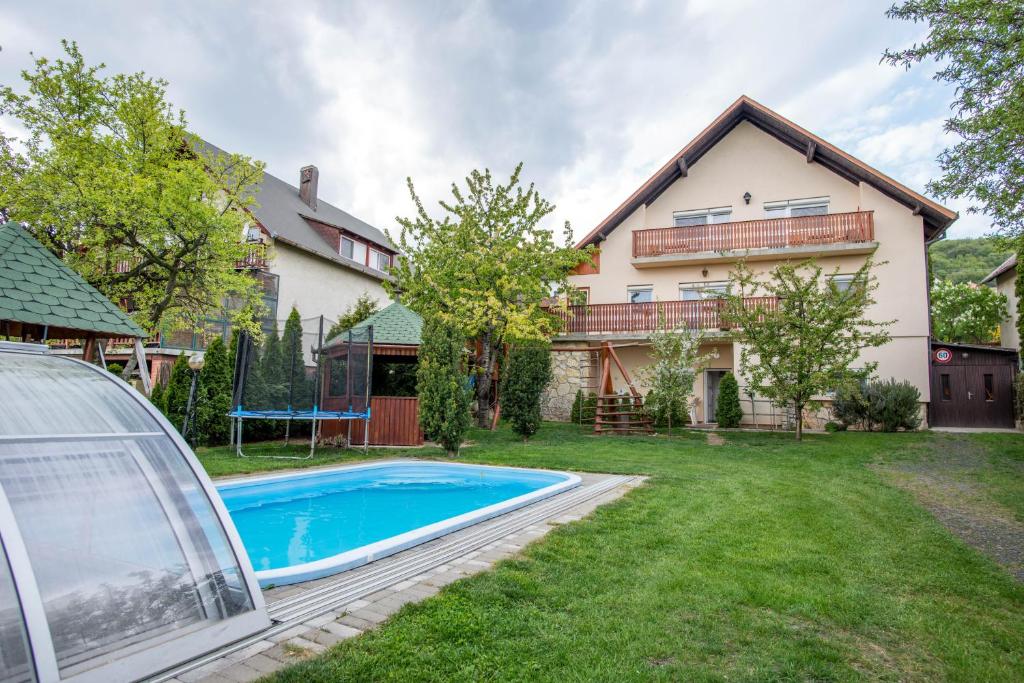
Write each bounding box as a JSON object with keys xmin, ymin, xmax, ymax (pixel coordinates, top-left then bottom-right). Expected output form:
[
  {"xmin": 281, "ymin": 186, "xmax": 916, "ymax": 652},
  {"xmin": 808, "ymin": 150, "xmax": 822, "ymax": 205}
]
[{"xmin": 217, "ymin": 461, "xmax": 581, "ymax": 586}]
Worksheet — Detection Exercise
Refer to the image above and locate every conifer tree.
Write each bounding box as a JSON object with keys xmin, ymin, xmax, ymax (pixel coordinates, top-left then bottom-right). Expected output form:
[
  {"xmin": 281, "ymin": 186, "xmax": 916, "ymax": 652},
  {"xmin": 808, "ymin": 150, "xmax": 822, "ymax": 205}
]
[
  {"xmin": 199, "ymin": 336, "xmax": 232, "ymax": 445},
  {"xmin": 417, "ymin": 316, "xmax": 470, "ymax": 456},
  {"xmin": 716, "ymin": 372, "xmax": 743, "ymax": 428},
  {"xmin": 501, "ymin": 341, "xmax": 552, "ymax": 440},
  {"xmin": 164, "ymin": 354, "xmax": 192, "ymax": 432}
]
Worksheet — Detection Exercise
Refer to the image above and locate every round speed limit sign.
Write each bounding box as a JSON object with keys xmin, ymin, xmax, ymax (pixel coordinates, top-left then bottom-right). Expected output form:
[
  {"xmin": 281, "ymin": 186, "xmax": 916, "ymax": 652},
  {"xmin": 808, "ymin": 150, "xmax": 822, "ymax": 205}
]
[{"xmin": 933, "ymin": 348, "xmax": 953, "ymax": 364}]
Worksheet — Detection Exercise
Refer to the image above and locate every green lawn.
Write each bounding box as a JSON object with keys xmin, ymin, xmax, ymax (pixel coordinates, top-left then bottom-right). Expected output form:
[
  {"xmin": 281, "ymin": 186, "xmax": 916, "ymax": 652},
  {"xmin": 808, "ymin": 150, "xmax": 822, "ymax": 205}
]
[{"xmin": 199, "ymin": 425, "xmax": 1024, "ymax": 681}]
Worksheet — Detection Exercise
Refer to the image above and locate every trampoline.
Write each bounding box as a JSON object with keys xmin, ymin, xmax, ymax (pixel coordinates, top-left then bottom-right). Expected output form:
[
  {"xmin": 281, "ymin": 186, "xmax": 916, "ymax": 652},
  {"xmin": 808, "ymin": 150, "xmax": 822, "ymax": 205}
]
[{"xmin": 229, "ymin": 316, "xmax": 374, "ymax": 458}]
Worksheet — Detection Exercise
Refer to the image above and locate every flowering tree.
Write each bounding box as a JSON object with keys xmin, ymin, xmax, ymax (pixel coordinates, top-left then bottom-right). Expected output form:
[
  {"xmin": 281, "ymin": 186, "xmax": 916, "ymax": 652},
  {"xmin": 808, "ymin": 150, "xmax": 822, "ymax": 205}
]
[
  {"xmin": 640, "ymin": 312, "xmax": 717, "ymax": 434},
  {"xmin": 930, "ymin": 280, "xmax": 1007, "ymax": 344},
  {"xmin": 723, "ymin": 259, "xmax": 891, "ymax": 440}
]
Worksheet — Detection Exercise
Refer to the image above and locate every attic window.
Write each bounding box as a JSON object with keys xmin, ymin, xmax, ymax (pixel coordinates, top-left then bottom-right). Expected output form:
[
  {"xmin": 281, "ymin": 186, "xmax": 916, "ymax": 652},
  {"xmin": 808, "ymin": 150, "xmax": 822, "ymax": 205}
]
[
  {"xmin": 369, "ymin": 249, "xmax": 390, "ymax": 272},
  {"xmin": 341, "ymin": 236, "xmax": 367, "ymax": 264},
  {"xmin": 764, "ymin": 197, "xmax": 829, "ymax": 219},
  {"xmin": 673, "ymin": 207, "xmax": 732, "ymax": 227}
]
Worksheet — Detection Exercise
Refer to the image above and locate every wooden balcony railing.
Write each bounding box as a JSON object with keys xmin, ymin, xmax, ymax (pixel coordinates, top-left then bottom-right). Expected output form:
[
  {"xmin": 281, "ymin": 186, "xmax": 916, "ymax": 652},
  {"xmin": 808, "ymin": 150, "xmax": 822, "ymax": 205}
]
[
  {"xmin": 550, "ymin": 297, "xmax": 778, "ymax": 334},
  {"xmin": 632, "ymin": 211, "xmax": 874, "ymax": 259},
  {"xmin": 236, "ymin": 243, "xmax": 268, "ymax": 269}
]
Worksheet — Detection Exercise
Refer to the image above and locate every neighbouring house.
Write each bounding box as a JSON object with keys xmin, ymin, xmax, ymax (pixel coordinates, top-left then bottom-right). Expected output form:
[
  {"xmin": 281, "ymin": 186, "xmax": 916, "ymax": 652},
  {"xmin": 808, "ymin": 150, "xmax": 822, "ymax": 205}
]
[
  {"xmin": 103, "ymin": 143, "xmax": 398, "ymax": 385},
  {"xmin": 981, "ymin": 254, "xmax": 1018, "ymax": 351},
  {"xmin": 544, "ymin": 95, "xmax": 958, "ymax": 430}
]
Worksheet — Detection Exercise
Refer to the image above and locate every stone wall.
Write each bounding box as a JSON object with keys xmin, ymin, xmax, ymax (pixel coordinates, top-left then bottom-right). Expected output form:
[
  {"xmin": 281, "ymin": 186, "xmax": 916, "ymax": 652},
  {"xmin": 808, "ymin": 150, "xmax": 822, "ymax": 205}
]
[{"xmin": 541, "ymin": 349, "xmax": 591, "ymax": 421}]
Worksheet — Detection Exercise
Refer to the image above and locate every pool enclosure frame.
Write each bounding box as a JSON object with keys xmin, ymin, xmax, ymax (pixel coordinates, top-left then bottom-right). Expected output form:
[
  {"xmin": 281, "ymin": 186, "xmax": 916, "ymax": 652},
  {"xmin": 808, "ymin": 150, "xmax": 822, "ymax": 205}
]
[{"xmin": 0, "ymin": 342, "xmax": 270, "ymax": 683}]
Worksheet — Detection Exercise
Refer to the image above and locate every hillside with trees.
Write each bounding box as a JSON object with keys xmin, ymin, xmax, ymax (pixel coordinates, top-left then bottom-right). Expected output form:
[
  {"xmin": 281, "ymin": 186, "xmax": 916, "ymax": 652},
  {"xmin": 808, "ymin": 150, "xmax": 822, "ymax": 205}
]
[{"xmin": 929, "ymin": 238, "xmax": 1011, "ymax": 284}]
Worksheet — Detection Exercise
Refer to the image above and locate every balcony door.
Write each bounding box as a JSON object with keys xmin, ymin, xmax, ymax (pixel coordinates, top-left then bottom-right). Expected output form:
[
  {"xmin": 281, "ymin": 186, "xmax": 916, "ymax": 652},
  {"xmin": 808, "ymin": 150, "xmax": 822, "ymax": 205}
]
[{"xmin": 705, "ymin": 370, "xmax": 728, "ymax": 423}]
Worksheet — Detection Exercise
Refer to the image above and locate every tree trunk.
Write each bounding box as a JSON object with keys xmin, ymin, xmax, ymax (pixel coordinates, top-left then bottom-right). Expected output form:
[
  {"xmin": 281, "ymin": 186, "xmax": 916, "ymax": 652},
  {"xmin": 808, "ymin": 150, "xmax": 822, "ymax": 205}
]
[
  {"xmin": 795, "ymin": 401, "xmax": 803, "ymax": 441},
  {"xmin": 475, "ymin": 329, "xmax": 493, "ymax": 428}
]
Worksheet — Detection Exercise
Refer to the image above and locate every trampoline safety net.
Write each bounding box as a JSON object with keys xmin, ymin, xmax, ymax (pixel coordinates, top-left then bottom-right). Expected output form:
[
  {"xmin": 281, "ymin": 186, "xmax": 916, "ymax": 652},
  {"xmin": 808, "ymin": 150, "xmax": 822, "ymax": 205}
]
[{"xmin": 229, "ymin": 316, "xmax": 373, "ymax": 456}]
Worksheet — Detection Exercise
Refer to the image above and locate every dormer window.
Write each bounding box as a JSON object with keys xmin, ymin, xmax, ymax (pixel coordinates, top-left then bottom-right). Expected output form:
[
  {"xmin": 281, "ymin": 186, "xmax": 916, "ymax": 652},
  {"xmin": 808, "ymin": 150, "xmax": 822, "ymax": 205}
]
[
  {"xmin": 764, "ymin": 197, "xmax": 829, "ymax": 219},
  {"xmin": 341, "ymin": 236, "xmax": 367, "ymax": 264},
  {"xmin": 370, "ymin": 248, "xmax": 391, "ymax": 272},
  {"xmin": 673, "ymin": 207, "xmax": 732, "ymax": 227}
]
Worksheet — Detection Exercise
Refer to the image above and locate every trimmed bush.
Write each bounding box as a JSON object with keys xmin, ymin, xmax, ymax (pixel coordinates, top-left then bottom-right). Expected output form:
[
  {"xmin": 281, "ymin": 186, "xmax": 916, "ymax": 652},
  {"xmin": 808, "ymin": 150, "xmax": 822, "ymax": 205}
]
[
  {"xmin": 570, "ymin": 389, "xmax": 584, "ymax": 423},
  {"xmin": 149, "ymin": 379, "xmax": 167, "ymax": 415},
  {"xmin": 417, "ymin": 316, "xmax": 470, "ymax": 455},
  {"xmin": 865, "ymin": 378, "xmax": 921, "ymax": 432},
  {"xmin": 831, "ymin": 378, "xmax": 921, "ymax": 432},
  {"xmin": 645, "ymin": 389, "xmax": 685, "ymax": 429},
  {"xmin": 163, "ymin": 354, "xmax": 192, "ymax": 432},
  {"xmin": 501, "ymin": 342, "xmax": 552, "ymax": 440},
  {"xmin": 716, "ymin": 372, "xmax": 743, "ymax": 428},
  {"xmin": 106, "ymin": 362, "xmax": 124, "ymax": 376}
]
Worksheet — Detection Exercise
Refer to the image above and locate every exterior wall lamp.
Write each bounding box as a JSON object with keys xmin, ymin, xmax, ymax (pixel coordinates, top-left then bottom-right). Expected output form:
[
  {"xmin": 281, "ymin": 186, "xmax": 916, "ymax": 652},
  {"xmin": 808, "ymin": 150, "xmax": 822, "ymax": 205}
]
[{"xmin": 743, "ymin": 192, "xmax": 752, "ymax": 205}]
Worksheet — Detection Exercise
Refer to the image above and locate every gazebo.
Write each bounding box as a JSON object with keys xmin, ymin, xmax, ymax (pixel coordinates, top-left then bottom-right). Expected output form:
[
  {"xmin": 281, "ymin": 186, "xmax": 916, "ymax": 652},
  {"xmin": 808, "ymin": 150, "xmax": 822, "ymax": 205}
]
[
  {"xmin": 321, "ymin": 301, "xmax": 423, "ymax": 446},
  {"xmin": 0, "ymin": 222, "xmax": 151, "ymax": 393}
]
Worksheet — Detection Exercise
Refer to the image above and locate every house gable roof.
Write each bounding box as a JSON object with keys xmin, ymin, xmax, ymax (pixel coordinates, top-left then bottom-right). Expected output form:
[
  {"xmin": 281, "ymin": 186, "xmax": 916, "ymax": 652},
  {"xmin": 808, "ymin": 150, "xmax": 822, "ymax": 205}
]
[
  {"xmin": 576, "ymin": 95, "xmax": 958, "ymax": 249},
  {"xmin": 981, "ymin": 254, "xmax": 1016, "ymax": 284},
  {"xmin": 324, "ymin": 301, "xmax": 423, "ymax": 348},
  {"xmin": 0, "ymin": 222, "xmax": 146, "ymax": 338},
  {"xmin": 198, "ymin": 140, "xmax": 395, "ymax": 281}
]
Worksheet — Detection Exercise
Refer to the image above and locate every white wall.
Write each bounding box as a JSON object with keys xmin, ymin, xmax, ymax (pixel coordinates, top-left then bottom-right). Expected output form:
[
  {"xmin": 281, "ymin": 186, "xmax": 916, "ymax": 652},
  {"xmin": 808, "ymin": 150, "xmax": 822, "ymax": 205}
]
[{"xmin": 270, "ymin": 242, "xmax": 390, "ymax": 327}]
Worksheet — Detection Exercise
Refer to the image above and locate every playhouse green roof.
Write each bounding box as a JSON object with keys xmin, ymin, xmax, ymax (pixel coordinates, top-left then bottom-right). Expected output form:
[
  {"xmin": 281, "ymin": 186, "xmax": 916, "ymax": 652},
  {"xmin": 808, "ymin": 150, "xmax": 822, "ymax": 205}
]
[
  {"xmin": 325, "ymin": 301, "xmax": 422, "ymax": 348},
  {"xmin": 0, "ymin": 222, "xmax": 146, "ymax": 338}
]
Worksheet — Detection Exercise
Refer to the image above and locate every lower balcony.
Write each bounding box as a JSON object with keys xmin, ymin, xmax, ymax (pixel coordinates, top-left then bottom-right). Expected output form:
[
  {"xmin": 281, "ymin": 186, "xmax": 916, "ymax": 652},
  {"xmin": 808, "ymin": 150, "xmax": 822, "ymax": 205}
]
[
  {"xmin": 550, "ymin": 298, "xmax": 777, "ymax": 337},
  {"xmin": 631, "ymin": 211, "xmax": 876, "ymax": 267},
  {"xmin": 236, "ymin": 243, "xmax": 268, "ymax": 269}
]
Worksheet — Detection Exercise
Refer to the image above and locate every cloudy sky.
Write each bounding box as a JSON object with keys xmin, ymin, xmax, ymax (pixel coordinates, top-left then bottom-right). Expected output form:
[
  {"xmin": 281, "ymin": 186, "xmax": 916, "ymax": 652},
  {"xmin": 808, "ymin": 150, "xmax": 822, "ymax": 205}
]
[{"xmin": 0, "ymin": 0, "xmax": 988, "ymax": 240}]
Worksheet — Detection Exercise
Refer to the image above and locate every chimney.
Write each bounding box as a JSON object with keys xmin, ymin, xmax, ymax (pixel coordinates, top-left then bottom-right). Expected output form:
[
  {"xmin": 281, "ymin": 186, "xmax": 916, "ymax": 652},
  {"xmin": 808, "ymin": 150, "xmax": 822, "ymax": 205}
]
[{"xmin": 299, "ymin": 165, "xmax": 319, "ymax": 210}]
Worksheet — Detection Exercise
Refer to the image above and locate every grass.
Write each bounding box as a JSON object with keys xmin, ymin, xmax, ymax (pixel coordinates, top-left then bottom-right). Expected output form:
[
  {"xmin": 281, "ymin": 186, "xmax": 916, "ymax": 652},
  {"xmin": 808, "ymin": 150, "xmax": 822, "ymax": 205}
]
[{"xmin": 200, "ymin": 425, "xmax": 1024, "ymax": 681}]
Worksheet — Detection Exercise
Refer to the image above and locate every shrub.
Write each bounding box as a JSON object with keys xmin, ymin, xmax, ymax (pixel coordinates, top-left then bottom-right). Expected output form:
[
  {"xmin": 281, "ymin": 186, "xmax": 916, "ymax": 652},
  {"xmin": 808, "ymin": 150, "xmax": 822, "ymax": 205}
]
[
  {"xmin": 501, "ymin": 342, "xmax": 552, "ymax": 440},
  {"xmin": 106, "ymin": 362, "xmax": 124, "ymax": 376},
  {"xmin": 163, "ymin": 354, "xmax": 192, "ymax": 432},
  {"xmin": 645, "ymin": 389, "xmax": 685, "ymax": 429},
  {"xmin": 582, "ymin": 392, "xmax": 598, "ymax": 425},
  {"xmin": 716, "ymin": 372, "xmax": 743, "ymax": 428},
  {"xmin": 1015, "ymin": 373, "xmax": 1024, "ymax": 422},
  {"xmin": 417, "ymin": 316, "xmax": 470, "ymax": 455},
  {"xmin": 570, "ymin": 389, "xmax": 584, "ymax": 424},
  {"xmin": 824, "ymin": 421, "xmax": 845, "ymax": 433},
  {"xmin": 865, "ymin": 378, "xmax": 921, "ymax": 432},
  {"xmin": 831, "ymin": 378, "xmax": 921, "ymax": 432},
  {"xmin": 149, "ymin": 379, "xmax": 167, "ymax": 415},
  {"xmin": 831, "ymin": 381, "xmax": 870, "ymax": 430}
]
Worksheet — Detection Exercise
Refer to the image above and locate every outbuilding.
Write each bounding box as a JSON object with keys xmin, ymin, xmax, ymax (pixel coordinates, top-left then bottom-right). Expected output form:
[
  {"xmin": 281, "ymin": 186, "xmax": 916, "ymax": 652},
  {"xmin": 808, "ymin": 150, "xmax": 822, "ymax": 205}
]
[{"xmin": 928, "ymin": 340, "xmax": 1018, "ymax": 428}]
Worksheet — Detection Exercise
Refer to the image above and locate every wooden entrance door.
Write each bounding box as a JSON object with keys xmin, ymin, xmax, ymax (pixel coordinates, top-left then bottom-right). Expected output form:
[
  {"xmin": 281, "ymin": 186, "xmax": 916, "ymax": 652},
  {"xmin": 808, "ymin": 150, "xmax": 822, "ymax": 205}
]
[{"xmin": 930, "ymin": 364, "xmax": 1014, "ymax": 428}]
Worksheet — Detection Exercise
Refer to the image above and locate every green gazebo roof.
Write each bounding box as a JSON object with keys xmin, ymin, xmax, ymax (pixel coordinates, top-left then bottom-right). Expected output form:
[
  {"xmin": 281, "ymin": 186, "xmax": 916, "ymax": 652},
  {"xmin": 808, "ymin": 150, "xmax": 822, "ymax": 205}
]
[
  {"xmin": 0, "ymin": 222, "xmax": 146, "ymax": 338},
  {"xmin": 325, "ymin": 301, "xmax": 422, "ymax": 348}
]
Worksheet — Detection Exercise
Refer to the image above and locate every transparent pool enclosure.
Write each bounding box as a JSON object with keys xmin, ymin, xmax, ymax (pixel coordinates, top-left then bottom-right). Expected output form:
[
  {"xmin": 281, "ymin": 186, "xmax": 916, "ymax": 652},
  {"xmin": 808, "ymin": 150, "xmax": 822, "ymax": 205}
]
[{"xmin": 0, "ymin": 342, "xmax": 270, "ymax": 682}]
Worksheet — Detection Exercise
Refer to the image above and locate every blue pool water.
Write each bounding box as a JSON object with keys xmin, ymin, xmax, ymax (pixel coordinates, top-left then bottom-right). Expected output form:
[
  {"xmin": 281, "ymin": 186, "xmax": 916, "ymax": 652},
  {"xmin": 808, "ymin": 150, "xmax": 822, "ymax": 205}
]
[{"xmin": 217, "ymin": 461, "xmax": 576, "ymax": 582}]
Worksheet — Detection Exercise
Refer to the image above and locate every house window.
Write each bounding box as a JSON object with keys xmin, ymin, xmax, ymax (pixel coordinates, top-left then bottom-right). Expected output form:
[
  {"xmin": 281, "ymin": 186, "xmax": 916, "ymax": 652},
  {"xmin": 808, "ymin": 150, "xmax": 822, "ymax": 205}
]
[
  {"xmin": 940, "ymin": 374, "xmax": 952, "ymax": 401},
  {"xmin": 370, "ymin": 249, "xmax": 391, "ymax": 272},
  {"xmin": 341, "ymin": 236, "xmax": 367, "ymax": 264},
  {"xmin": 573, "ymin": 287, "xmax": 590, "ymax": 304},
  {"xmin": 627, "ymin": 286, "xmax": 653, "ymax": 304},
  {"xmin": 984, "ymin": 374, "xmax": 994, "ymax": 401},
  {"xmin": 764, "ymin": 197, "xmax": 829, "ymax": 219},
  {"xmin": 679, "ymin": 281, "xmax": 729, "ymax": 300},
  {"xmin": 673, "ymin": 207, "xmax": 732, "ymax": 227},
  {"xmin": 242, "ymin": 223, "xmax": 262, "ymax": 242},
  {"xmin": 831, "ymin": 274, "xmax": 855, "ymax": 293}
]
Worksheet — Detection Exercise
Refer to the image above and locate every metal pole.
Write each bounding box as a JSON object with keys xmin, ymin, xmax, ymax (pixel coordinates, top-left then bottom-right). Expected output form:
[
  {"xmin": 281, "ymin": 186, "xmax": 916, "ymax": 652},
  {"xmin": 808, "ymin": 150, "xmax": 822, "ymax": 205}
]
[{"xmin": 182, "ymin": 369, "xmax": 199, "ymax": 444}]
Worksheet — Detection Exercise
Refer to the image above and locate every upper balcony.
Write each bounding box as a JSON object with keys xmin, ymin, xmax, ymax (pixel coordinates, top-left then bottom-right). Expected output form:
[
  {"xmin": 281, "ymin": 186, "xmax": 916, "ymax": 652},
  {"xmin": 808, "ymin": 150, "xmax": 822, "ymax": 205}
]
[
  {"xmin": 235, "ymin": 242, "xmax": 268, "ymax": 270},
  {"xmin": 631, "ymin": 211, "xmax": 876, "ymax": 268}
]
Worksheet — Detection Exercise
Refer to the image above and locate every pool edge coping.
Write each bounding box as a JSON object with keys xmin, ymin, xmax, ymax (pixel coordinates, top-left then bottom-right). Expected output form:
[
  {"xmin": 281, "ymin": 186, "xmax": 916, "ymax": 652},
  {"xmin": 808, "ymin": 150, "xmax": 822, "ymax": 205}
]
[{"xmin": 217, "ymin": 460, "xmax": 582, "ymax": 587}]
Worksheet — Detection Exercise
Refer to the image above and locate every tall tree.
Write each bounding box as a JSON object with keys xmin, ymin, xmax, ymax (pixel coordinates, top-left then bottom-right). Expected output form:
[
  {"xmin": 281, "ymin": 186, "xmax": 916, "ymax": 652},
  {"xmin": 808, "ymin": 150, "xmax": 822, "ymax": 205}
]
[
  {"xmin": 640, "ymin": 313, "xmax": 716, "ymax": 434},
  {"xmin": 388, "ymin": 164, "xmax": 591, "ymax": 427},
  {"xmin": 326, "ymin": 294, "xmax": 379, "ymax": 343},
  {"xmin": 280, "ymin": 307, "xmax": 310, "ymax": 410},
  {"xmin": 163, "ymin": 354, "xmax": 192, "ymax": 433},
  {"xmin": 723, "ymin": 259, "xmax": 892, "ymax": 440},
  {"xmin": 930, "ymin": 279, "xmax": 1007, "ymax": 343},
  {"xmin": 501, "ymin": 342, "xmax": 552, "ymax": 440},
  {"xmin": 198, "ymin": 335, "xmax": 232, "ymax": 445},
  {"xmin": 883, "ymin": 1, "xmax": 1024, "ymax": 236},
  {"xmin": 417, "ymin": 316, "xmax": 470, "ymax": 456},
  {"xmin": 0, "ymin": 40, "xmax": 265, "ymax": 334}
]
